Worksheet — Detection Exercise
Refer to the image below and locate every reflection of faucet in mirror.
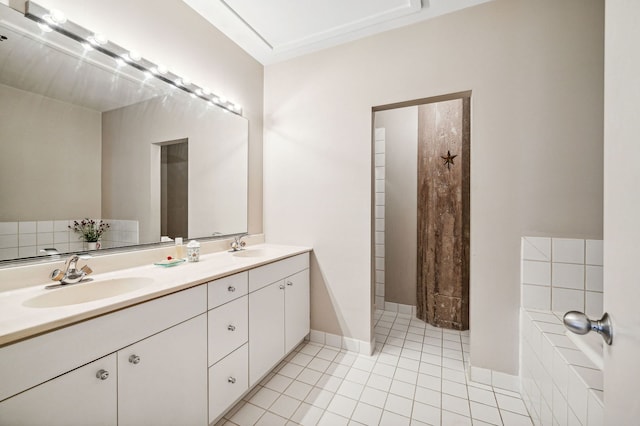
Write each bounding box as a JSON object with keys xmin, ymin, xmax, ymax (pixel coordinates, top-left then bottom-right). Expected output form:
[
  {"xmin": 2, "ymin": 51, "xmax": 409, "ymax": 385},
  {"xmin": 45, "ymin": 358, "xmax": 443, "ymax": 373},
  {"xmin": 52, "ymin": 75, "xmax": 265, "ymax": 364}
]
[
  {"xmin": 230, "ymin": 234, "xmax": 247, "ymax": 252},
  {"xmin": 48, "ymin": 254, "xmax": 93, "ymax": 287}
]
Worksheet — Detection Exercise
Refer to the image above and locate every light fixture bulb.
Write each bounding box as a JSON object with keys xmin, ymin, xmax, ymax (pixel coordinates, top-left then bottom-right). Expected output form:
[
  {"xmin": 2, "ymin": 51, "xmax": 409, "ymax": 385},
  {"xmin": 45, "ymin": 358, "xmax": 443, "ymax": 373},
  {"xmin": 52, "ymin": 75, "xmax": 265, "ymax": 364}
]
[
  {"xmin": 194, "ymin": 88, "xmax": 203, "ymax": 96},
  {"xmin": 156, "ymin": 64, "xmax": 168, "ymax": 74},
  {"xmin": 182, "ymin": 77, "xmax": 191, "ymax": 86},
  {"xmin": 49, "ymin": 9, "xmax": 67, "ymax": 25},
  {"xmin": 202, "ymin": 87, "xmax": 212, "ymax": 95},
  {"xmin": 37, "ymin": 22, "xmax": 53, "ymax": 32},
  {"xmin": 115, "ymin": 57, "xmax": 125, "ymax": 67},
  {"xmin": 218, "ymin": 96, "xmax": 227, "ymax": 104},
  {"xmin": 89, "ymin": 33, "xmax": 108, "ymax": 46},
  {"xmin": 174, "ymin": 78, "xmax": 183, "ymax": 86},
  {"xmin": 127, "ymin": 50, "xmax": 141, "ymax": 61},
  {"xmin": 81, "ymin": 42, "xmax": 93, "ymax": 51}
]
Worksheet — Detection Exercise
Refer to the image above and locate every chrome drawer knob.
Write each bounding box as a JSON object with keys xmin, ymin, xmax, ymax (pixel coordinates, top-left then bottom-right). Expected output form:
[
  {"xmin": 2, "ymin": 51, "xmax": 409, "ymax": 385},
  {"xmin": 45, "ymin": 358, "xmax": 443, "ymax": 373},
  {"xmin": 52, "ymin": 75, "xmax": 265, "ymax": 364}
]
[
  {"xmin": 279, "ymin": 284, "xmax": 285, "ymax": 290},
  {"xmin": 228, "ymin": 377, "xmax": 236, "ymax": 384},
  {"xmin": 286, "ymin": 281, "xmax": 293, "ymax": 286},
  {"xmin": 228, "ymin": 286, "xmax": 236, "ymax": 292},
  {"xmin": 227, "ymin": 324, "xmax": 236, "ymax": 332},
  {"xmin": 96, "ymin": 369, "xmax": 109, "ymax": 380},
  {"xmin": 129, "ymin": 354, "xmax": 141, "ymax": 364}
]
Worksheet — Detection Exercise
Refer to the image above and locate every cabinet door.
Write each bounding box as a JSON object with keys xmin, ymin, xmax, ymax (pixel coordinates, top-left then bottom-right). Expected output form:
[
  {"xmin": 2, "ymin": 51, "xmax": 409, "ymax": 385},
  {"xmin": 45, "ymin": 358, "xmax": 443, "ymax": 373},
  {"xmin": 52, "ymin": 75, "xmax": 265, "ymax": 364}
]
[
  {"xmin": 118, "ymin": 314, "xmax": 207, "ymax": 426},
  {"xmin": 285, "ymin": 269, "xmax": 310, "ymax": 353},
  {"xmin": 248, "ymin": 281, "xmax": 285, "ymax": 386},
  {"xmin": 0, "ymin": 354, "xmax": 117, "ymax": 426}
]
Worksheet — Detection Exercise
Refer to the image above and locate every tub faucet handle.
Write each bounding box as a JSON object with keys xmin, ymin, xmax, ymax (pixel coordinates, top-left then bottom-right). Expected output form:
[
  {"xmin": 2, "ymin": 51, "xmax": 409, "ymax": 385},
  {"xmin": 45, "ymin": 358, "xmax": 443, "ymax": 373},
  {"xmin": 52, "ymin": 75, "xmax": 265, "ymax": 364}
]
[{"xmin": 563, "ymin": 311, "xmax": 613, "ymax": 345}]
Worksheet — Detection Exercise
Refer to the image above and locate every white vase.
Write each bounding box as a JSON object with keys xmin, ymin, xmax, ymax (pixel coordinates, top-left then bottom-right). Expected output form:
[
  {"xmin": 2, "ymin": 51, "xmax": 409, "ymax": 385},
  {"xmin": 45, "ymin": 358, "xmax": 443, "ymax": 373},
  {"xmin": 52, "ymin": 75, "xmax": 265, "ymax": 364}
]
[{"xmin": 87, "ymin": 242, "xmax": 98, "ymax": 250}]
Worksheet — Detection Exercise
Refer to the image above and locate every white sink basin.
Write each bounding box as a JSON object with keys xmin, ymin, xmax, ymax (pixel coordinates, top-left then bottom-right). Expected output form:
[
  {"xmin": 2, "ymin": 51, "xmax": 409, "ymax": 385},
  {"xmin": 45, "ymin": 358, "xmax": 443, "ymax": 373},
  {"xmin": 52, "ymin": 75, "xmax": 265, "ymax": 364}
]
[
  {"xmin": 23, "ymin": 277, "xmax": 154, "ymax": 308},
  {"xmin": 232, "ymin": 249, "xmax": 275, "ymax": 258}
]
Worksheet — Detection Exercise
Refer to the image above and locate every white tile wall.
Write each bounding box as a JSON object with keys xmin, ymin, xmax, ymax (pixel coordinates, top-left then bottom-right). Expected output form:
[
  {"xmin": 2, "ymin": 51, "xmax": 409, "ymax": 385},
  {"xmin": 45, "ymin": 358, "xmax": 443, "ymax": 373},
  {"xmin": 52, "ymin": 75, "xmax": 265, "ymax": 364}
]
[
  {"xmin": 521, "ymin": 237, "xmax": 603, "ymax": 316},
  {"xmin": 0, "ymin": 219, "xmax": 139, "ymax": 260},
  {"xmin": 520, "ymin": 236, "xmax": 604, "ymax": 425},
  {"xmin": 374, "ymin": 128, "xmax": 386, "ymax": 310},
  {"xmin": 520, "ymin": 309, "xmax": 603, "ymax": 426}
]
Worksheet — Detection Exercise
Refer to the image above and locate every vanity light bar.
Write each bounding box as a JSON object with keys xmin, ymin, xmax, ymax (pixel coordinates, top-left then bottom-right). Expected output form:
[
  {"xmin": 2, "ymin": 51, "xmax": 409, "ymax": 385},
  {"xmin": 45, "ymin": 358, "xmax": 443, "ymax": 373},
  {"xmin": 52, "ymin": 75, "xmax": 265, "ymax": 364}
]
[{"xmin": 24, "ymin": 1, "xmax": 243, "ymax": 116}]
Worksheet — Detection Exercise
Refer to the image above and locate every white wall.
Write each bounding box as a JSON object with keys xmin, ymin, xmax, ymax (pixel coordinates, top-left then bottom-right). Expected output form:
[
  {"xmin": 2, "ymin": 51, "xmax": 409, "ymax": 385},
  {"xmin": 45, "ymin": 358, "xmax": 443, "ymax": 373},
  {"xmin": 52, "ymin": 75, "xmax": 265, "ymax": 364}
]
[
  {"xmin": 10, "ymin": 0, "xmax": 265, "ymax": 234},
  {"xmin": 264, "ymin": 0, "xmax": 604, "ymax": 374}
]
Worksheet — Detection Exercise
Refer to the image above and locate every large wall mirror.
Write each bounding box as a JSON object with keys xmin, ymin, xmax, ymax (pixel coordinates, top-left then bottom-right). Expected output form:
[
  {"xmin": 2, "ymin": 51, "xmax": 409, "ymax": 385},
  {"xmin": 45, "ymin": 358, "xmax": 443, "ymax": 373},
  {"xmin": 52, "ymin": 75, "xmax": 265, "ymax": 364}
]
[{"xmin": 0, "ymin": 2, "xmax": 248, "ymax": 263}]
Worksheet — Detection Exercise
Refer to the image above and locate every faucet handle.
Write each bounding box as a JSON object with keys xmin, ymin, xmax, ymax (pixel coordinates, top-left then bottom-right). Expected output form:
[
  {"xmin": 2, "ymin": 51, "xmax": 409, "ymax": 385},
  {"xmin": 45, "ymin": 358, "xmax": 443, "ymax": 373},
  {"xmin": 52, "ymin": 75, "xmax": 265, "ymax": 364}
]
[
  {"xmin": 50, "ymin": 269, "xmax": 64, "ymax": 281},
  {"xmin": 81, "ymin": 265, "xmax": 93, "ymax": 275}
]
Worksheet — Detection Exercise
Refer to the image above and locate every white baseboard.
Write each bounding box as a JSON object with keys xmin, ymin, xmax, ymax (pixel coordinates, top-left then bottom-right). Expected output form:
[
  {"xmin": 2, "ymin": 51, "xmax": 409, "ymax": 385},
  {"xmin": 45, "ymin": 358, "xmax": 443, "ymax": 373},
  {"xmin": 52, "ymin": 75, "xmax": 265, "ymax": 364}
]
[
  {"xmin": 308, "ymin": 329, "xmax": 375, "ymax": 356},
  {"xmin": 469, "ymin": 365, "xmax": 520, "ymax": 392}
]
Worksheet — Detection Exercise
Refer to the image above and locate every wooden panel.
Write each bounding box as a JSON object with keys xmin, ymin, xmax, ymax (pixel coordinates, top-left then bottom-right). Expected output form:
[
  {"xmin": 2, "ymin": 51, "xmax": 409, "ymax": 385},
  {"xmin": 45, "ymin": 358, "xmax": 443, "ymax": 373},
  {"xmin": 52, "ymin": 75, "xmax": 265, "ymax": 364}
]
[{"xmin": 417, "ymin": 98, "xmax": 470, "ymax": 330}]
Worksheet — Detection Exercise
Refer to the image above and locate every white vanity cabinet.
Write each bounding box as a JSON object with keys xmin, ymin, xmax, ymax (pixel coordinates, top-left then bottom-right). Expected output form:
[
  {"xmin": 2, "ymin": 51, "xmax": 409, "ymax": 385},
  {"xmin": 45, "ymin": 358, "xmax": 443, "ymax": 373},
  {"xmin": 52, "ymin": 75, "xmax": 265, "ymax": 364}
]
[
  {"xmin": 0, "ymin": 248, "xmax": 311, "ymax": 426},
  {"xmin": 207, "ymin": 272, "xmax": 250, "ymax": 423},
  {"xmin": 0, "ymin": 355, "xmax": 118, "ymax": 426},
  {"xmin": 248, "ymin": 253, "xmax": 310, "ymax": 385},
  {"xmin": 118, "ymin": 314, "xmax": 207, "ymax": 426},
  {"xmin": 0, "ymin": 285, "xmax": 208, "ymax": 426}
]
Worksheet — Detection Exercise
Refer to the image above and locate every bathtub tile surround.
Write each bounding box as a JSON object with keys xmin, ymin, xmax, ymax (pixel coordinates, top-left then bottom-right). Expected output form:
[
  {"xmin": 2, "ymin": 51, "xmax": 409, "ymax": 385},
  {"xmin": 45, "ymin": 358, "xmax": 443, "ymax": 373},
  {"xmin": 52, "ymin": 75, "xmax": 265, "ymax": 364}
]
[
  {"xmin": 374, "ymin": 127, "xmax": 386, "ymax": 309},
  {"xmin": 521, "ymin": 237, "xmax": 603, "ymax": 317},
  {"xmin": 520, "ymin": 309, "xmax": 603, "ymax": 426},
  {"xmin": 0, "ymin": 219, "xmax": 139, "ymax": 260},
  {"xmin": 217, "ymin": 310, "xmax": 533, "ymax": 426}
]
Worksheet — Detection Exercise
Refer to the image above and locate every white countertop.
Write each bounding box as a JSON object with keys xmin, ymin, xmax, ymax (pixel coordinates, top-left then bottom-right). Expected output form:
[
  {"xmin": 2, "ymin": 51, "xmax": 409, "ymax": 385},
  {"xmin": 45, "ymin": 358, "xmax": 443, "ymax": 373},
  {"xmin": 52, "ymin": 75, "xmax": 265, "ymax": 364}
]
[{"xmin": 0, "ymin": 244, "xmax": 311, "ymax": 347}]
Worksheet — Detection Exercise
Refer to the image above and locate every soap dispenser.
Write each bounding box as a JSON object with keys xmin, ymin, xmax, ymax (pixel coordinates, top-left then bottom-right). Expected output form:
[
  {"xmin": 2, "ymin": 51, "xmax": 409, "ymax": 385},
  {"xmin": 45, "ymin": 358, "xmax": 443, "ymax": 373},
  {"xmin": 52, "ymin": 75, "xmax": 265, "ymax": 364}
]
[{"xmin": 175, "ymin": 237, "xmax": 185, "ymax": 259}]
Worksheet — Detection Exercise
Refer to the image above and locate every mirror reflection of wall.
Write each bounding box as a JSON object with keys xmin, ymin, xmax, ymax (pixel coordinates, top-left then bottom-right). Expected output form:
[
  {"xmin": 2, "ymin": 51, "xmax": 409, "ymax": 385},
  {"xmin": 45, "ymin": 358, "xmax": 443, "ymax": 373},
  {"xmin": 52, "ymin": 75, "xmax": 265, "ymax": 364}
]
[
  {"xmin": 161, "ymin": 140, "xmax": 189, "ymax": 240},
  {"xmin": 0, "ymin": 3, "xmax": 249, "ymax": 262}
]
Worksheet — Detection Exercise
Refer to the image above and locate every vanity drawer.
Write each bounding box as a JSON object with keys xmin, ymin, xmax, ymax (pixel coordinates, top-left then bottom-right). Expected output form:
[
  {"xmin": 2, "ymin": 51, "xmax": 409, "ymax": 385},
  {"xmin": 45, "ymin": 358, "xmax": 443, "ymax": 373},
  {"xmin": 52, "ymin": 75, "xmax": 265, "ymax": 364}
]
[
  {"xmin": 208, "ymin": 344, "xmax": 248, "ymax": 424},
  {"xmin": 208, "ymin": 295, "xmax": 248, "ymax": 366},
  {"xmin": 208, "ymin": 272, "xmax": 248, "ymax": 309},
  {"xmin": 248, "ymin": 253, "xmax": 309, "ymax": 292}
]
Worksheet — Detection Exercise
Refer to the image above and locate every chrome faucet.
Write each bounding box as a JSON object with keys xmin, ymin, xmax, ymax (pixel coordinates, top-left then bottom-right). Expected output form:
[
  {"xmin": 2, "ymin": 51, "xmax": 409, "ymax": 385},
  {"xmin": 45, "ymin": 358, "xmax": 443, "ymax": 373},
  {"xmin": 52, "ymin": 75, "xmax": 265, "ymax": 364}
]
[
  {"xmin": 229, "ymin": 234, "xmax": 247, "ymax": 252},
  {"xmin": 49, "ymin": 254, "xmax": 93, "ymax": 286}
]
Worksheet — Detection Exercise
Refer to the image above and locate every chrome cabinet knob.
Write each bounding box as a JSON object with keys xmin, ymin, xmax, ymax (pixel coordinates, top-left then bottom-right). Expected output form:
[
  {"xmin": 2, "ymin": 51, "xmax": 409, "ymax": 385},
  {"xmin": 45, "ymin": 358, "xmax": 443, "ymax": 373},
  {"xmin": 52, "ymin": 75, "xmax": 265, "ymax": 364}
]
[
  {"xmin": 227, "ymin": 324, "xmax": 236, "ymax": 332},
  {"xmin": 563, "ymin": 311, "xmax": 613, "ymax": 345},
  {"xmin": 96, "ymin": 369, "xmax": 109, "ymax": 380},
  {"xmin": 228, "ymin": 377, "xmax": 236, "ymax": 384},
  {"xmin": 129, "ymin": 354, "xmax": 141, "ymax": 364},
  {"xmin": 228, "ymin": 286, "xmax": 236, "ymax": 292},
  {"xmin": 286, "ymin": 281, "xmax": 293, "ymax": 286},
  {"xmin": 279, "ymin": 284, "xmax": 285, "ymax": 290}
]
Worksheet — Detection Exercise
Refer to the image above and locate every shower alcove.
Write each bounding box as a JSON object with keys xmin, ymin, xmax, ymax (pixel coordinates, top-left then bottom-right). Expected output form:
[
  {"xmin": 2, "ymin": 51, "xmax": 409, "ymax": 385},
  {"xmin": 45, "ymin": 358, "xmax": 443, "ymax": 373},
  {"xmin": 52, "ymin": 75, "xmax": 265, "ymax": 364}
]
[{"xmin": 373, "ymin": 93, "xmax": 470, "ymax": 330}]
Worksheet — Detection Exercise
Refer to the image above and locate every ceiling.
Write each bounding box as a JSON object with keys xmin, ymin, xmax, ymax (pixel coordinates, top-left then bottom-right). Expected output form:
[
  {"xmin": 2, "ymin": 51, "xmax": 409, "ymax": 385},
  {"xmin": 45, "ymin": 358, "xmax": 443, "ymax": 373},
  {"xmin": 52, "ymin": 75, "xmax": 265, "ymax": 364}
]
[{"xmin": 182, "ymin": 0, "xmax": 494, "ymax": 65}]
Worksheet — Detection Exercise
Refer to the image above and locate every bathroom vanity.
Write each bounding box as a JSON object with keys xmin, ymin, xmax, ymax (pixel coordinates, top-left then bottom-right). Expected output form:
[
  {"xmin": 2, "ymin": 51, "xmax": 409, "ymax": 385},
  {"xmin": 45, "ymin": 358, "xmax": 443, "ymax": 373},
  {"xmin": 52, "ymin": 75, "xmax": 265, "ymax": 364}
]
[{"xmin": 0, "ymin": 244, "xmax": 310, "ymax": 425}]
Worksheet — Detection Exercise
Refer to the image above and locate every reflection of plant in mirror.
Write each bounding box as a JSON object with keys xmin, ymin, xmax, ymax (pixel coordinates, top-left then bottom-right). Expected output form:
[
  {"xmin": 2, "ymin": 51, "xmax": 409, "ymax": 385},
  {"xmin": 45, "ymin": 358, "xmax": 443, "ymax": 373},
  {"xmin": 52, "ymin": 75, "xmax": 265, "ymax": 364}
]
[{"xmin": 69, "ymin": 219, "xmax": 110, "ymax": 242}]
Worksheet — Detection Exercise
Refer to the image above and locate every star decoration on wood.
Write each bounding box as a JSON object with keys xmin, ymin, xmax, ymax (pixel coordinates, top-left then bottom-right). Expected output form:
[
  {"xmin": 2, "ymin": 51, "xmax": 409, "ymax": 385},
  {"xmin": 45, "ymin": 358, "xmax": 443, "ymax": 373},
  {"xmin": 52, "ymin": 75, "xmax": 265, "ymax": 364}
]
[{"xmin": 441, "ymin": 150, "xmax": 458, "ymax": 170}]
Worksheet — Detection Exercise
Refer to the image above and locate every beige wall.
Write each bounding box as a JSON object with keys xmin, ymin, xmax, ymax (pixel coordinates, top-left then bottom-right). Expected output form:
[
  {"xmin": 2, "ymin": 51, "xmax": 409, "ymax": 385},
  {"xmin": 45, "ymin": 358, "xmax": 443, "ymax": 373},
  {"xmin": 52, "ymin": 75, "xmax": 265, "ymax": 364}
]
[
  {"xmin": 102, "ymin": 94, "xmax": 248, "ymax": 244},
  {"xmin": 12, "ymin": 0, "xmax": 264, "ymax": 234},
  {"xmin": 0, "ymin": 84, "xmax": 101, "ymax": 221},
  {"xmin": 264, "ymin": 0, "xmax": 604, "ymax": 373},
  {"xmin": 374, "ymin": 107, "xmax": 418, "ymax": 306}
]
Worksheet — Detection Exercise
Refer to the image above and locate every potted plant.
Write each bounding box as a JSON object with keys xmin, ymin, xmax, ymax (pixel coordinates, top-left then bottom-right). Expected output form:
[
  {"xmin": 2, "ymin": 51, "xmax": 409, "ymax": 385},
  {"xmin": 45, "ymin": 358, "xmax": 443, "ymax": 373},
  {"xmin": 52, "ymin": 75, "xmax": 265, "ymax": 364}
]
[{"xmin": 69, "ymin": 219, "xmax": 110, "ymax": 250}]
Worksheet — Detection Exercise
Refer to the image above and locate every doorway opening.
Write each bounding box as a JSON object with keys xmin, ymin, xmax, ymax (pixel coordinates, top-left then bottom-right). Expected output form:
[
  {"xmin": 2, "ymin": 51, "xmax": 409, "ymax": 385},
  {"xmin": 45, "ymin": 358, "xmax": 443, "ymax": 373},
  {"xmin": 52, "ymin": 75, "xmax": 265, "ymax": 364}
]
[
  {"xmin": 372, "ymin": 91, "xmax": 471, "ymax": 330},
  {"xmin": 160, "ymin": 139, "xmax": 188, "ymax": 240}
]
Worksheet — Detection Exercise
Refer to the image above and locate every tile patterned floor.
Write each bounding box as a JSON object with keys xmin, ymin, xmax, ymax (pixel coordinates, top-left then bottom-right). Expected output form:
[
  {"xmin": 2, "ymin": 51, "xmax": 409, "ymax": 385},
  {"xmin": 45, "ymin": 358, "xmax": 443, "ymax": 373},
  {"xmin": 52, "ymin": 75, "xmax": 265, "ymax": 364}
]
[{"xmin": 216, "ymin": 310, "xmax": 533, "ymax": 426}]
